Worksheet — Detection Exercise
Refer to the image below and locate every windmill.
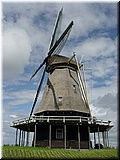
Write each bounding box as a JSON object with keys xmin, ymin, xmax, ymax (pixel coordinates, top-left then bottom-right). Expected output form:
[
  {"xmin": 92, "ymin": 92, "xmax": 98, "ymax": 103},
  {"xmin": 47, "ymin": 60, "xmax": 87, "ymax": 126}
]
[
  {"xmin": 29, "ymin": 8, "xmax": 90, "ymax": 119},
  {"xmin": 11, "ymin": 8, "xmax": 114, "ymax": 149},
  {"xmin": 29, "ymin": 8, "xmax": 74, "ymax": 119}
]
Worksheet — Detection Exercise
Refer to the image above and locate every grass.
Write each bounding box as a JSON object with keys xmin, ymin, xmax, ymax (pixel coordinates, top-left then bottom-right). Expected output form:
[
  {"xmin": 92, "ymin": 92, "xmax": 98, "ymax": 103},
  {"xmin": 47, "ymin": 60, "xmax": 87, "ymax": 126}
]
[{"xmin": 2, "ymin": 146, "xmax": 119, "ymax": 159}]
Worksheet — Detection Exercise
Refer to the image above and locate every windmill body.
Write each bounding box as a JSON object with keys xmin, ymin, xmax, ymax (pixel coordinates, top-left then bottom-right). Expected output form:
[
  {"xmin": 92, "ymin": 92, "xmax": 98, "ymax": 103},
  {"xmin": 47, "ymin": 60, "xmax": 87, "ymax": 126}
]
[
  {"xmin": 34, "ymin": 54, "xmax": 90, "ymax": 116},
  {"xmin": 11, "ymin": 9, "xmax": 113, "ymax": 149}
]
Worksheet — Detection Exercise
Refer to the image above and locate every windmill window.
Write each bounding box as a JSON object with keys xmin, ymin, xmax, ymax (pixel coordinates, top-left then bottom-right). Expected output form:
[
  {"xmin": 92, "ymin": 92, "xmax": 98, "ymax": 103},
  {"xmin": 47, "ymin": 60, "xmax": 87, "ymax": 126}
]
[
  {"xmin": 73, "ymin": 85, "xmax": 76, "ymax": 90},
  {"xmin": 58, "ymin": 96, "xmax": 63, "ymax": 102},
  {"xmin": 56, "ymin": 129, "xmax": 63, "ymax": 139}
]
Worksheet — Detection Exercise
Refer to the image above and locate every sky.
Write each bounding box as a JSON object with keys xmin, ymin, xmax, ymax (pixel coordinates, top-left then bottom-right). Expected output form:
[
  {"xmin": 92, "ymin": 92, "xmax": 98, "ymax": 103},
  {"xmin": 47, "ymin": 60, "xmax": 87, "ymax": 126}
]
[{"xmin": 1, "ymin": 1, "xmax": 118, "ymax": 149}]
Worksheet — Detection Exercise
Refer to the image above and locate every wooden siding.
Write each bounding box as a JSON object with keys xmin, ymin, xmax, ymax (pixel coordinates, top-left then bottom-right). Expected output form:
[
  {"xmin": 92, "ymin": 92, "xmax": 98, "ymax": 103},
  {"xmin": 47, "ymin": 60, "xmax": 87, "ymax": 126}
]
[
  {"xmin": 35, "ymin": 124, "xmax": 89, "ymax": 149},
  {"xmin": 35, "ymin": 140, "xmax": 89, "ymax": 149},
  {"xmin": 36, "ymin": 125, "xmax": 49, "ymax": 140}
]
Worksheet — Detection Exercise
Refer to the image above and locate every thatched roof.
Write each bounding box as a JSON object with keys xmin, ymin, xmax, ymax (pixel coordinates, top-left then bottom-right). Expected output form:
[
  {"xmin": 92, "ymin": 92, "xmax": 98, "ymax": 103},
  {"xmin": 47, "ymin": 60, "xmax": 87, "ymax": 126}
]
[
  {"xmin": 34, "ymin": 55, "xmax": 91, "ymax": 115},
  {"xmin": 46, "ymin": 54, "xmax": 78, "ymax": 72}
]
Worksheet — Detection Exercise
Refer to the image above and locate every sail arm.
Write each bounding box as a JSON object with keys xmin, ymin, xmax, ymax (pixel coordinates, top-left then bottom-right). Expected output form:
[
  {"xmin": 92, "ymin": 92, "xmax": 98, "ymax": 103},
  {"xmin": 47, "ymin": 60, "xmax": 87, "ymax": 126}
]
[
  {"xmin": 29, "ymin": 66, "xmax": 46, "ymax": 119},
  {"xmin": 49, "ymin": 8, "xmax": 63, "ymax": 50},
  {"xmin": 52, "ymin": 27, "xmax": 72, "ymax": 55},
  {"xmin": 48, "ymin": 21, "xmax": 74, "ymax": 57}
]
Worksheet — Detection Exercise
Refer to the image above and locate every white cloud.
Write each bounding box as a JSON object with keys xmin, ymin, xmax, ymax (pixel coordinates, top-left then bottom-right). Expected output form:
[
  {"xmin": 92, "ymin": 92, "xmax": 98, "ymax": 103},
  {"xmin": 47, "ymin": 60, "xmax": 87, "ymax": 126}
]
[
  {"xmin": 90, "ymin": 104, "xmax": 107, "ymax": 117},
  {"xmin": 3, "ymin": 89, "xmax": 35, "ymax": 104},
  {"xmin": 3, "ymin": 132, "xmax": 10, "ymax": 136},
  {"xmin": 76, "ymin": 37, "xmax": 116, "ymax": 58},
  {"xmin": 61, "ymin": 3, "xmax": 117, "ymax": 38},
  {"xmin": 89, "ymin": 93, "xmax": 118, "ymax": 148},
  {"xmin": 89, "ymin": 83, "xmax": 117, "ymax": 101},
  {"xmin": 9, "ymin": 115, "xmax": 18, "ymax": 118},
  {"xmin": 3, "ymin": 88, "xmax": 44, "ymax": 112},
  {"xmin": 3, "ymin": 26, "xmax": 31, "ymax": 79}
]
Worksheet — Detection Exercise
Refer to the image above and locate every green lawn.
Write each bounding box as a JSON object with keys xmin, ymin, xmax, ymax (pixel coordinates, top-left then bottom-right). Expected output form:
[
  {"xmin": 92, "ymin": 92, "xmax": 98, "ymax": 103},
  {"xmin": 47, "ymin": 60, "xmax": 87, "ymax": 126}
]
[{"xmin": 2, "ymin": 146, "xmax": 118, "ymax": 159}]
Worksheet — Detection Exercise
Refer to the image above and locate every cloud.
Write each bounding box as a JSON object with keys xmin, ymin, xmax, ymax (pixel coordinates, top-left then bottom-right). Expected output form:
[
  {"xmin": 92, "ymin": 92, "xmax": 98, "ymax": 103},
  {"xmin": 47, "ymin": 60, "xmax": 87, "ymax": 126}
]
[
  {"xmin": 3, "ymin": 89, "xmax": 36, "ymax": 105},
  {"xmin": 75, "ymin": 37, "xmax": 116, "ymax": 58},
  {"xmin": 61, "ymin": 3, "xmax": 117, "ymax": 38},
  {"xmin": 90, "ymin": 104, "xmax": 107, "ymax": 117},
  {"xmin": 89, "ymin": 93, "xmax": 118, "ymax": 148},
  {"xmin": 90, "ymin": 93, "xmax": 117, "ymax": 121},
  {"xmin": 9, "ymin": 115, "xmax": 18, "ymax": 118},
  {"xmin": 3, "ymin": 26, "xmax": 31, "ymax": 79}
]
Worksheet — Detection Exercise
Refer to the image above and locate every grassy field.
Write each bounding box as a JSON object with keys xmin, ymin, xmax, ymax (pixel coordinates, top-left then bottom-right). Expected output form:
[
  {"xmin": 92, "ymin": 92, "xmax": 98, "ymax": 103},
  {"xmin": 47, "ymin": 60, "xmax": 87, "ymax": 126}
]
[{"xmin": 2, "ymin": 146, "xmax": 118, "ymax": 159}]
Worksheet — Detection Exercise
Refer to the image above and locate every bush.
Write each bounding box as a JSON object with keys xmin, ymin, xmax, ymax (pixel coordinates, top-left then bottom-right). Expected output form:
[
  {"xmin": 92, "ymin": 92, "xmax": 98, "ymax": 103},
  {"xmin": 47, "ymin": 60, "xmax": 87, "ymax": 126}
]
[
  {"xmin": 94, "ymin": 143, "xmax": 103, "ymax": 149},
  {"xmin": 3, "ymin": 144, "xmax": 10, "ymax": 146}
]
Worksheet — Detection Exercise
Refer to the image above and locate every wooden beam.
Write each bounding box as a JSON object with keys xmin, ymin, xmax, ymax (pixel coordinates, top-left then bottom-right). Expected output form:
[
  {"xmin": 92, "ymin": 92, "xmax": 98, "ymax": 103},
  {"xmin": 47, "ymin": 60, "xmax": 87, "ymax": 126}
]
[
  {"xmin": 64, "ymin": 124, "xmax": 66, "ymax": 149},
  {"xmin": 74, "ymin": 53, "xmax": 88, "ymax": 105},
  {"xmin": 49, "ymin": 124, "xmax": 51, "ymax": 148},
  {"xmin": 102, "ymin": 131, "xmax": 105, "ymax": 148},
  {"xmin": 21, "ymin": 130, "xmax": 24, "ymax": 146},
  {"xmin": 15, "ymin": 128, "xmax": 18, "ymax": 146},
  {"xmin": 104, "ymin": 131, "xmax": 107, "ymax": 148},
  {"xmin": 21, "ymin": 131, "xmax": 23, "ymax": 146},
  {"xmin": 34, "ymin": 124, "xmax": 36, "ymax": 147},
  {"xmin": 98, "ymin": 126, "xmax": 100, "ymax": 149},
  {"xmin": 88, "ymin": 126, "xmax": 91, "ymax": 149},
  {"xmin": 81, "ymin": 65, "xmax": 91, "ymax": 111},
  {"xmin": 68, "ymin": 54, "xmax": 75, "ymax": 63},
  {"xmin": 19, "ymin": 129, "xmax": 21, "ymax": 146},
  {"xmin": 26, "ymin": 132, "xmax": 29, "ymax": 146},
  {"xmin": 94, "ymin": 132, "xmax": 96, "ymax": 148},
  {"xmin": 104, "ymin": 131, "xmax": 108, "ymax": 148},
  {"xmin": 26, "ymin": 125, "xmax": 30, "ymax": 146},
  {"xmin": 78, "ymin": 125, "xmax": 80, "ymax": 150},
  {"xmin": 107, "ymin": 131, "xmax": 109, "ymax": 148},
  {"xmin": 23, "ymin": 131, "xmax": 25, "ymax": 146}
]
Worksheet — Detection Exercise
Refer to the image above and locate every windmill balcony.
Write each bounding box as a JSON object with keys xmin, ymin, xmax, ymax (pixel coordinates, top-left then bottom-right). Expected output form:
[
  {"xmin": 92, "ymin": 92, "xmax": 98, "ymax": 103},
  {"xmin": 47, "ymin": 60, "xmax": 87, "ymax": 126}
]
[
  {"xmin": 11, "ymin": 115, "xmax": 113, "ymax": 149},
  {"xmin": 11, "ymin": 115, "xmax": 113, "ymax": 131}
]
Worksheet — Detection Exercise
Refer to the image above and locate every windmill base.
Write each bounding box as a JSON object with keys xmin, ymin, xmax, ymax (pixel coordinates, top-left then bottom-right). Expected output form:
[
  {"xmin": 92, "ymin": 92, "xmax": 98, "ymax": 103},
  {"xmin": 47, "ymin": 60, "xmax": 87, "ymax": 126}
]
[{"xmin": 11, "ymin": 114, "xmax": 113, "ymax": 149}]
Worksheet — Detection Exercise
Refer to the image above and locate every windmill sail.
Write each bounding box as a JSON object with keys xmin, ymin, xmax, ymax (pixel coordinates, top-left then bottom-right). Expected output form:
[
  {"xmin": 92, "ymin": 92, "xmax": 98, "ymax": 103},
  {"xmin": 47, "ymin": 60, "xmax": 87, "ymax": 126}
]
[
  {"xmin": 48, "ymin": 21, "xmax": 73, "ymax": 56},
  {"xmin": 30, "ymin": 21, "xmax": 73, "ymax": 80},
  {"xmin": 29, "ymin": 66, "xmax": 46, "ymax": 119},
  {"xmin": 52, "ymin": 26, "xmax": 72, "ymax": 55},
  {"xmin": 49, "ymin": 8, "xmax": 63, "ymax": 50}
]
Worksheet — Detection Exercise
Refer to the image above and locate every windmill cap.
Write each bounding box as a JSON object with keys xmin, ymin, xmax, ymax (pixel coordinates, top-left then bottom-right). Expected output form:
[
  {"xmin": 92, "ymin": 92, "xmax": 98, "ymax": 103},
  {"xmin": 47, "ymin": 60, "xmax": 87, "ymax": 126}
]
[{"xmin": 46, "ymin": 54, "xmax": 79, "ymax": 72}]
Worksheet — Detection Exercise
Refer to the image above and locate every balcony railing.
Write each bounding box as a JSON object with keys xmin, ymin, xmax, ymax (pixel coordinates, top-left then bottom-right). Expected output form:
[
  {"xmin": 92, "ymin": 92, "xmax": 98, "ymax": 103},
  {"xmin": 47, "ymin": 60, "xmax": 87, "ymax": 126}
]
[{"xmin": 11, "ymin": 115, "xmax": 113, "ymax": 127}]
